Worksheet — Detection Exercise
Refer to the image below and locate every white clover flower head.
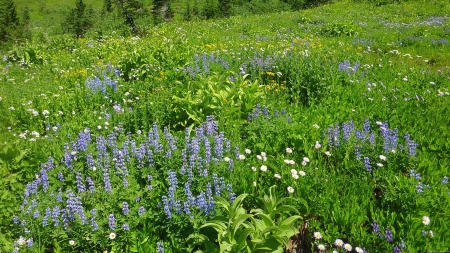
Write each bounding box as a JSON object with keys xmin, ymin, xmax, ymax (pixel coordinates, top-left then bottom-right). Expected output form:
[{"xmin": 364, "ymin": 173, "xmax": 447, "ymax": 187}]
[
  {"xmin": 325, "ymin": 151, "xmax": 332, "ymax": 156},
  {"xmin": 287, "ymin": 186, "xmax": 294, "ymax": 193},
  {"xmin": 69, "ymin": 240, "xmax": 75, "ymax": 246},
  {"xmin": 245, "ymin": 149, "xmax": 251, "ymax": 154},
  {"xmin": 17, "ymin": 236, "xmax": 26, "ymax": 246},
  {"xmin": 303, "ymin": 157, "xmax": 310, "ymax": 163},
  {"xmin": 391, "ymin": 149, "xmax": 396, "ymax": 154},
  {"xmin": 260, "ymin": 165, "xmax": 267, "ymax": 172},
  {"xmin": 97, "ymin": 125, "xmax": 102, "ymax": 130},
  {"xmin": 299, "ymin": 171, "xmax": 306, "ymax": 177},
  {"xmin": 286, "ymin": 148, "xmax": 293, "ymax": 154},
  {"xmin": 104, "ymin": 122, "xmax": 109, "ymax": 126},
  {"xmin": 318, "ymin": 244, "xmax": 326, "ymax": 251},
  {"xmin": 301, "ymin": 160, "xmax": 307, "ymax": 166},
  {"xmin": 284, "ymin": 159, "xmax": 295, "ymax": 165},
  {"xmin": 315, "ymin": 141, "xmax": 321, "ymax": 149},
  {"xmin": 136, "ymin": 130, "xmax": 142, "ymax": 135},
  {"xmin": 334, "ymin": 239, "xmax": 344, "ymax": 247},
  {"xmin": 42, "ymin": 110, "xmax": 50, "ymax": 115},
  {"xmin": 379, "ymin": 155, "xmax": 387, "ymax": 161},
  {"xmin": 314, "ymin": 232, "xmax": 322, "ymax": 239},
  {"xmin": 257, "ymin": 155, "xmax": 262, "ymax": 160},
  {"xmin": 292, "ymin": 174, "xmax": 299, "ymax": 180},
  {"xmin": 125, "ymin": 92, "xmax": 130, "ymax": 96},
  {"xmin": 109, "ymin": 233, "xmax": 116, "ymax": 240},
  {"xmin": 253, "ymin": 181, "xmax": 257, "ymax": 187},
  {"xmin": 261, "ymin": 152, "xmax": 266, "ymax": 157},
  {"xmin": 422, "ymin": 216, "xmax": 430, "ymax": 225},
  {"xmin": 355, "ymin": 247, "xmax": 364, "ymax": 253},
  {"xmin": 224, "ymin": 157, "xmax": 231, "ymax": 162},
  {"xmin": 376, "ymin": 121, "xmax": 383, "ymax": 125},
  {"xmin": 377, "ymin": 163, "xmax": 383, "ymax": 167},
  {"xmin": 92, "ymin": 166, "xmax": 97, "ymax": 171},
  {"xmin": 274, "ymin": 173, "xmax": 281, "ymax": 179},
  {"xmin": 344, "ymin": 243, "xmax": 352, "ymax": 252},
  {"xmin": 429, "ymin": 230, "xmax": 434, "ymax": 237},
  {"xmin": 239, "ymin": 154, "xmax": 246, "ymax": 160},
  {"xmin": 251, "ymin": 166, "xmax": 257, "ymax": 172},
  {"xmin": 291, "ymin": 169, "xmax": 298, "ymax": 175}
]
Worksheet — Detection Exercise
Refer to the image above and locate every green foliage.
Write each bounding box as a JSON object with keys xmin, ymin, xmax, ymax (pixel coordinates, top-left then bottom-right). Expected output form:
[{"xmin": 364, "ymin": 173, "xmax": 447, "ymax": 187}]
[
  {"xmin": 0, "ymin": 0, "xmax": 21, "ymax": 43},
  {"xmin": 65, "ymin": 0, "xmax": 95, "ymax": 38}
]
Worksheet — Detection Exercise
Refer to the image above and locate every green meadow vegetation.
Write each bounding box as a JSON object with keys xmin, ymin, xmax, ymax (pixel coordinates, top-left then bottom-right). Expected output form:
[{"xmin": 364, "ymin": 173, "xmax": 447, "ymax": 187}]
[{"xmin": 0, "ymin": 0, "xmax": 449, "ymax": 252}]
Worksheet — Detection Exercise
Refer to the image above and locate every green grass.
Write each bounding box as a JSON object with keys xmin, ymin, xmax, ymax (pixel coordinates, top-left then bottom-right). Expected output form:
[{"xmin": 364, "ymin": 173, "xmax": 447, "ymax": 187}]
[{"xmin": 1, "ymin": 0, "xmax": 449, "ymax": 252}]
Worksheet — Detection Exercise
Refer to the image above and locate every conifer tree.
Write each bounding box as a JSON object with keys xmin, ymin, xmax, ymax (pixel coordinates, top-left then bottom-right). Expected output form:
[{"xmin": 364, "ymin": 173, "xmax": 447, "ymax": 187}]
[
  {"xmin": 66, "ymin": 0, "xmax": 94, "ymax": 38},
  {"xmin": 0, "ymin": 0, "xmax": 20, "ymax": 41}
]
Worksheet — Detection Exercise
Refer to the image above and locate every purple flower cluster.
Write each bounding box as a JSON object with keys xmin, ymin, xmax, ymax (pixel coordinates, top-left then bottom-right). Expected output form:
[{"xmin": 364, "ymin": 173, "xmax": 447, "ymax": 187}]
[
  {"xmin": 338, "ymin": 60, "xmax": 360, "ymax": 75},
  {"xmin": 183, "ymin": 53, "xmax": 230, "ymax": 77}
]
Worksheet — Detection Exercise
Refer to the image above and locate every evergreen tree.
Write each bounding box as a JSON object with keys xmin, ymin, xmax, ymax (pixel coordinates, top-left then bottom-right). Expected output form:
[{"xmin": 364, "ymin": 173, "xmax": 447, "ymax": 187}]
[
  {"xmin": 116, "ymin": 0, "xmax": 144, "ymax": 34},
  {"xmin": 219, "ymin": 0, "xmax": 231, "ymax": 17},
  {"xmin": 0, "ymin": 0, "xmax": 20, "ymax": 41},
  {"xmin": 104, "ymin": 0, "xmax": 113, "ymax": 12},
  {"xmin": 66, "ymin": 0, "xmax": 94, "ymax": 38}
]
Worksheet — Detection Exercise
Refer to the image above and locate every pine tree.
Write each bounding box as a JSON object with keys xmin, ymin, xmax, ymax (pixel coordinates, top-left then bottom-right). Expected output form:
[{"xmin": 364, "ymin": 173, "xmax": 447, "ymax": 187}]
[
  {"xmin": 117, "ymin": 0, "xmax": 144, "ymax": 34},
  {"xmin": 0, "ymin": 0, "xmax": 20, "ymax": 41},
  {"xmin": 219, "ymin": 0, "xmax": 231, "ymax": 17},
  {"xmin": 66, "ymin": 0, "xmax": 94, "ymax": 38}
]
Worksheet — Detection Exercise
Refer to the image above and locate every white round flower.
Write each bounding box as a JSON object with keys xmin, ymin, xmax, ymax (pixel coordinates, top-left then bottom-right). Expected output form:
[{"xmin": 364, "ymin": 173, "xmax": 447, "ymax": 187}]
[
  {"xmin": 379, "ymin": 155, "xmax": 386, "ymax": 161},
  {"xmin": 377, "ymin": 163, "xmax": 383, "ymax": 167},
  {"xmin": 292, "ymin": 174, "xmax": 299, "ymax": 179},
  {"xmin": 291, "ymin": 169, "xmax": 298, "ymax": 175},
  {"xmin": 429, "ymin": 230, "xmax": 434, "ymax": 237},
  {"xmin": 286, "ymin": 148, "xmax": 293, "ymax": 154},
  {"xmin": 325, "ymin": 151, "xmax": 332, "ymax": 156},
  {"xmin": 313, "ymin": 124, "xmax": 320, "ymax": 129},
  {"xmin": 42, "ymin": 110, "xmax": 50, "ymax": 115},
  {"xmin": 303, "ymin": 157, "xmax": 310, "ymax": 163},
  {"xmin": 109, "ymin": 233, "xmax": 116, "ymax": 240},
  {"xmin": 97, "ymin": 125, "xmax": 102, "ymax": 130},
  {"xmin": 376, "ymin": 121, "xmax": 383, "ymax": 125},
  {"xmin": 274, "ymin": 173, "xmax": 281, "ymax": 179},
  {"xmin": 318, "ymin": 244, "xmax": 326, "ymax": 251},
  {"xmin": 239, "ymin": 154, "xmax": 246, "ymax": 160},
  {"xmin": 253, "ymin": 181, "xmax": 257, "ymax": 187},
  {"xmin": 257, "ymin": 155, "xmax": 262, "ymax": 160},
  {"xmin": 315, "ymin": 141, "xmax": 321, "ymax": 149},
  {"xmin": 299, "ymin": 171, "xmax": 306, "ymax": 177},
  {"xmin": 334, "ymin": 239, "xmax": 344, "ymax": 247},
  {"xmin": 251, "ymin": 166, "xmax": 257, "ymax": 172},
  {"xmin": 301, "ymin": 160, "xmax": 307, "ymax": 166},
  {"xmin": 313, "ymin": 232, "xmax": 322, "ymax": 239},
  {"xmin": 344, "ymin": 243, "xmax": 352, "ymax": 252},
  {"xmin": 245, "ymin": 149, "xmax": 251, "ymax": 154},
  {"xmin": 422, "ymin": 216, "xmax": 430, "ymax": 225},
  {"xmin": 224, "ymin": 157, "xmax": 230, "ymax": 162},
  {"xmin": 355, "ymin": 247, "xmax": 364, "ymax": 253},
  {"xmin": 260, "ymin": 152, "xmax": 266, "ymax": 157},
  {"xmin": 287, "ymin": 186, "xmax": 294, "ymax": 193},
  {"xmin": 69, "ymin": 240, "xmax": 75, "ymax": 246},
  {"xmin": 260, "ymin": 165, "xmax": 267, "ymax": 172}
]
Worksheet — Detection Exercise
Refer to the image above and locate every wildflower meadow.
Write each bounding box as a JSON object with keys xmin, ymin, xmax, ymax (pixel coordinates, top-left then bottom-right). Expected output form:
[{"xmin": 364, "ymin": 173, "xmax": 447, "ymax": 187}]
[{"xmin": 0, "ymin": 0, "xmax": 449, "ymax": 252}]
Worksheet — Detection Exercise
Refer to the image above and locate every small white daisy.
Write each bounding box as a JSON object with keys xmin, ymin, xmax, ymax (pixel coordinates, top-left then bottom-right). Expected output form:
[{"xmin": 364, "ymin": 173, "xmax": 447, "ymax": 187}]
[
  {"xmin": 260, "ymin": 165, "xmax": 267, "ymax": 172},
  {"xmin": 422, "ymin": 216, "xmax": 430, "ymax": 225},
  {"xmin": 291, "ymin": 169, "xmax": 298, "ymax": 175},
  {"xmin": 292, "ymin": 174, "xmax": 299, "ymax": 180},
  {"xmin": 109, "ymin": 233, "xmax": 116, "ymax": 240},
  {"xmin": 245, "ymin": 149, "xmax": 251, "ymax": 154},
  {"xmin": 224, "ymin": 157, "xmax": 230, "ymax": 162},
  {"xmin": 286, "ymin": 148, "xmax": 293, "ymax": 154},
  {"xmin": 274, "ymin": 174, "xmax": 281, "ymax": 179},
  {"xmin": 344, "ymin": 243, "xmax": 352, "ymax": 252},
  {"xmin": 377, "ymin": 163, "xmax": 383, "ymax": 167},
  {"xmin": 379, "ymin": 155, "xmax": 386, "ymax": 161},
  {"xmin": 69, "ymin": 240, "xmax": 75, "ymax": 246},
  {"xmin": 325, "ymin": 151, "xmax": 332, "ymax": 156},
  {"xmin": 355, "ymin": 247, "xmax": 364, "ymax": 253},
  {"xmin": 251, "ymin": 166, "xmax": 257, "ymax": 172},
  {"xmin": 334, "ymin": 239, "xmax": 344, "ymax": 247},
  {"xmin": 287, "ymin": 186, "xmax": 294, "ymax": 193},
  {"xmin": 315, "ymin": 141, "xmax": 321, "ymax": 149},
  {"xmin": 239, "ymin": 154, "xmax": 246, "ymax": 160},
  {"xmin": 313, "ymin": 232, "xmax": 322, "ymax": 239},
  {"xmin": 299, "ymin": 171, "xmax": 306, "ymax": 177},
  {"xmin": 317, "ymin": 244, "xmax": 326, "ymax": 251}
]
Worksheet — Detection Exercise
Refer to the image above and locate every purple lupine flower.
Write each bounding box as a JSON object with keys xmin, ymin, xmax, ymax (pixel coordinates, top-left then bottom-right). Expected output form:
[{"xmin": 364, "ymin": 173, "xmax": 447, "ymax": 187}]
[
  {"xmin": 57, "ymin": 172, "xmax": 65, "ymax": 183},
  {"xmin": 12, "ymin": 216, "xmax": 19, "ymax": 225},
  {"xmin": 334, "ymin": 123, "xmax": 341, "ymax": 147},
  {"xmin": 41, "ymin": 169, "xmax": 49, "ymax": 192},
  {"xmin": 385, "ymin": 227, "xmax": 393, "ymax": 243},
  {"xmin": 156, "ymin": 241, "xmax": 165, "ymax": 253},
  {"xmin": 342, "ymin": 121, "xmax": 354, "ymax": 143},
  {"xmin": 56, "ymin": 190, "xmax": 63, "ymax": 203},
  {"xmin": 123, "ymin": 178, "xmax": 129, "ymax": 187},
  {"xmin": 76, "ymin": 171, "xmax": 86, "ymax": 193},
  {"xmin": 228, "ymin": 158, "xmax": 234, "ymax": 171},
  {"xmin": 363, "ymin": 157, "xmax": 372, "ymax": 173},
  {"xmin": 227, "ymin": 184, "xmax": 236, "ymax": 202},
  {"xmin": 196, "ymin": 192, "xmax": 207, "ymax": 213},
  {"xmin": 354, "ymin": 146, "xmax": 361, "ymax": 160},
  {"xmin": 75, "ymin": 129, "xmax": 91, "ymax": 152},
  {"xmin": 409, "ymin": 170, "xmax": 421, "ymax": 180},
  {"xmin": 442, "ymin": 176, "xmax": 449, "ymax": 184},
  {"xmin": 122, "ymin": 202, "xmax": 129, "ymax": 215},
  {"xmin": 138, "ymin": 206, "xmax": 145, "ymax": 216},
  {"xmin": 31, "ymin": 199, "xmax": 38, "ymax": 207},
  {"xmin": 161, "ymin": 196, "xmax": 172, "ymax": 219},
  {"xmin": 214, "ymin": 132, "xmax": 225, "ymax": 159},
  {"xmin": 212, "ymin": 174, "xmax": 221, "ymax": 195},
  {"xmin": 369, "ymin": 132, "xmax": 376, "ymax": 146},
  {"xmin": 43, "ymin": 207, "xmax": 51, "ymax": 227},
  {"xmin": 86, "ymin": 154, "xmax": 95, "ymax": 169},
  {"xmin": 204, "ymin": 137, "xmax": 211, "ymax": 164},
  {"xmin": 26, "ymin": 238, "xmax": 33, "ymax": 247},
  {"xmin": 372, "ymin": 220, "xmax": 382, "ymax": 238},
  {"xmin": 33, "ymin": 210, "xmax": 40, "ymax": 219},
  {"xmin": 416, "ymin": 182, "xmax": 430, "ymax": 193},
  {"xmin": 394, "ymin": 246, "xmax": 401, "ymax": 253},
  {"xmin": 52, "ymin": 206, "xmax": 61, "ymax": 226},
  {"xmin": 184, "ymin": 182, "xmax": 196, "ymax": 206},
  {"xmin": 108, "ymin": 214, "xmax": 116, "ymax": 230},
  {"xmin": 90, "ymin": 208, "xmax": 99, "ymax": 231},
  {"xmin": 205, "ymin": 115, "xmax": 218, "ymax": 136},
  {"xmin": 86, "ymin": 177, "xmax": 96, "ymax": 193},
  {"xmin": 122, "ymin": 223, "xmax": 130, "ymax": 231},
  {"xmin": 363, "ymin": 119, "xmax": 371, "ymax": 134},
  {"xmin": 183, "ymin": 201, "xmax": 191, "ymax": 214}
]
